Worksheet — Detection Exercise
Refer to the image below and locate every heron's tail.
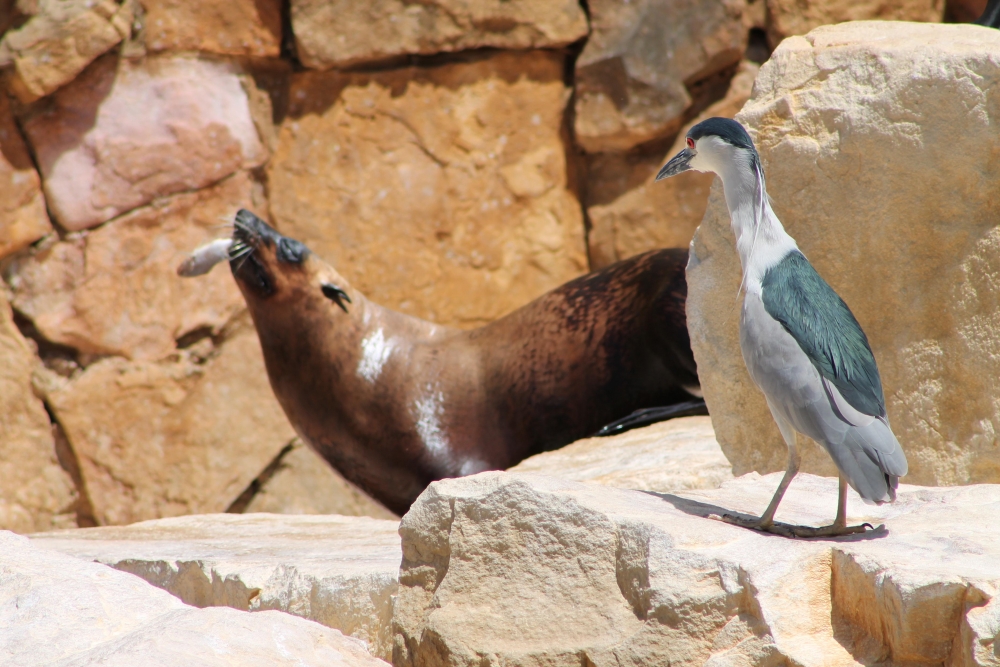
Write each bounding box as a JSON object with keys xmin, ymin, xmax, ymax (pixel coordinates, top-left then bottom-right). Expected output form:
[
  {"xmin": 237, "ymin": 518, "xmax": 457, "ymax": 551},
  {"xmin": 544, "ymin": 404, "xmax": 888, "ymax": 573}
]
[{"xmin": 829, "ymin": 417, "xmax": 907, "ymax": 504}]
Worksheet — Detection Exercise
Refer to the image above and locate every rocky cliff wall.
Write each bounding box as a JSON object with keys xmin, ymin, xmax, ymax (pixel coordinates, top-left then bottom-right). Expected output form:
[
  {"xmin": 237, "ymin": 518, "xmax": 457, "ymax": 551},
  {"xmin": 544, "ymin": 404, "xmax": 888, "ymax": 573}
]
[{"xmin": 0, "ymin": 0, "xmax": 953, "ymax": 531}]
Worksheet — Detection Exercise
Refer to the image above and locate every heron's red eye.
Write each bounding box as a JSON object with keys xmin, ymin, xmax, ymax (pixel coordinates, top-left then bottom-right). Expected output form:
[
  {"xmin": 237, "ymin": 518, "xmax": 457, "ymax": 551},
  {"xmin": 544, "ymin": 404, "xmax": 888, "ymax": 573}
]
[{"xmin": 686, "ymin": 137, "xmax": 695, "ymax": 149}]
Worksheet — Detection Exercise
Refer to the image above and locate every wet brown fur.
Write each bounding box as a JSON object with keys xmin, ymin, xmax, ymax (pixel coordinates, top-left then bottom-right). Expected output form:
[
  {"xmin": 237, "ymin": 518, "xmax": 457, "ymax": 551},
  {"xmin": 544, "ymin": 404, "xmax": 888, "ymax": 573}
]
[{"xmin": 231, "ymin": 212, "xmax": 698, "ymax": 515}]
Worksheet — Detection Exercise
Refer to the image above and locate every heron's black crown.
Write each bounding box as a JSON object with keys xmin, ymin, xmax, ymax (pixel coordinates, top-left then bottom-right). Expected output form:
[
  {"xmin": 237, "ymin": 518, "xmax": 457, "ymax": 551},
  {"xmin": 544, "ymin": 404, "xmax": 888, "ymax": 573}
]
[{"xmin": 688, "ymin": 117, "xmax": 755, "ymax": 151}]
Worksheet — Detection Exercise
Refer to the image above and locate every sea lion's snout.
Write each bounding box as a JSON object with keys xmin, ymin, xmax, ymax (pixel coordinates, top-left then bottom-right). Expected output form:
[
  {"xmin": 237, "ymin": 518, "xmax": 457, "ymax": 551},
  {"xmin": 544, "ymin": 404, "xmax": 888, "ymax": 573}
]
[{"xmin": 231, "ymin": 209, "xmax": 313, "ymax": 298}]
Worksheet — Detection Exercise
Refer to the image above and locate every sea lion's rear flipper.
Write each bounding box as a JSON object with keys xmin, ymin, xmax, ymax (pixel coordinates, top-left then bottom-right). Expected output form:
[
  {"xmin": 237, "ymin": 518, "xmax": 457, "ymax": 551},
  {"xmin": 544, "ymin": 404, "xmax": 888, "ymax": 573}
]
[{"xmin": 594, "ymin": 400, "xmax": 709, "ymax": 437}]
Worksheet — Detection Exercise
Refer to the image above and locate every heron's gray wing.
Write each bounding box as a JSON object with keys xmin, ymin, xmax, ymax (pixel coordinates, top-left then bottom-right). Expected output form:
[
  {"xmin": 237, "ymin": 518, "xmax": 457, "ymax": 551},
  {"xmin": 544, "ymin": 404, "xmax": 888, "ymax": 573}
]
[
  {"xmin": 760, "ymin": 250, "xmax": 885, "ymax": 418},
  {"xmin": 741, "ymin": 292, "xmax": 905, "ymax": 503}
]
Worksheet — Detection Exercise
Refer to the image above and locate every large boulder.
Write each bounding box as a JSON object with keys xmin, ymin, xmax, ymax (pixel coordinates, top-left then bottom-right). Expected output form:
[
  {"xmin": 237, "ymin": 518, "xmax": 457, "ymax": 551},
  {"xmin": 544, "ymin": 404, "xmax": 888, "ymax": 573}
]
[
  {"xmin": 0, "ymin": 530, "xmax": 387, "ymax": 666},
  {"xmin": 267, "ymin": 51, "xmax": 587, "ymax": 327},
  {"xmin": 509, "ymin": 416, "xmax": 733, "ymax": 493},
  {"xmin": 31, "ymin": 513, "xmax": 402, "ymax": 661},
  {"xmin": 290, "ymin": 0, "xmax": 588, "ymax": 70},
  {"xmin": 587, "ymin": 61, "xmax": 758, "ymax": 268},
  {"xmin": 20, "ymin": 54, "xmax": 268, "ymax": 231},
  {"xmin": 40, "ymin": 319, "xmax": 296, "ymax": 526},
  {"xmin": 0, "ymin": 0, "xmax": 133, "ymax": 102},
  {"xmin": 394, "ymin": 471, "xmax": 1000, "ymax": 666},
  {"xmin": 688, "ymin": 22, "xmax": 1000, "ymax": 485},
  {"xmin": 764, "ymin": 0, "xmax": 944, "ymax": 47},
  {"xmin": 573, "ymin": 0, "xmax": 747, "ymax": 153},
  {"xmin": 0, "ymin": 95, "xmax": 51, "ymax": 261},
  {"xmin": 8, "ymin": 172, "xmax": 251, "ymax": 361},
  {"xmin": 0, "ymin": 290, "xmax": 77, "ymax": 533}
]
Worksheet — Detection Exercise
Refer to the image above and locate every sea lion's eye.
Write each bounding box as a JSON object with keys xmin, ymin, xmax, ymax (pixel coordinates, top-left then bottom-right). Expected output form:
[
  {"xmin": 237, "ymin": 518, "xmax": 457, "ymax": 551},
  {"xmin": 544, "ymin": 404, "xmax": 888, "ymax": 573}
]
[{"xmin": 321, "ymin": 283, "xmax": 352, "ymax": 313}]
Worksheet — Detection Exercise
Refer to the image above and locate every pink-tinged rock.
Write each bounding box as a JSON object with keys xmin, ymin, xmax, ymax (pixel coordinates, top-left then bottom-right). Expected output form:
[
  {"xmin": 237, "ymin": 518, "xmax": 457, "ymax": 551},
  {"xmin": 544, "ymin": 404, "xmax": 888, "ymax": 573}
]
[
  {"xmin": 0, "ymin": 0, "xmax": 133, "ymax": 103},
  {"xmin": 0, "ymin": 290, "xmax": 78, "ymax": 533},
  {"xmin": 44, "ymin": 321, "xmax": 297, "ymax": 527},
  {"xmin": 21, "ymin": 54, "xmax": 268, "ymax": 231},
  {"xmin": 291, "ymin": 0, "xmax": 588, "ymax": 70},
  {"xmin": 139, "ymin": 0, "xmax": 282, "ymax": 56},
  {"xmin": 8, "ymin": 173, "xmax": 252, "ymax": 361},
  {"xmin": 0, "ymin": 95, "xmax": 51, "ymax": 260},
  {"xmin": 574, "ymin": 0, "xmax": 747, "ymax": 153}
]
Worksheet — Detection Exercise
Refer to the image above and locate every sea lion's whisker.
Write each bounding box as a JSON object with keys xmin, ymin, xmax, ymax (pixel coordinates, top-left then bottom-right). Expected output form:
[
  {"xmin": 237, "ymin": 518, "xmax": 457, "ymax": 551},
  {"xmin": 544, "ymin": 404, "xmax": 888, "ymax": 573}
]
[
  {"xmin": 228, "ymin": 247, "xmax": 254, "ymax": 262},
  {"xmin": 231, "ymin": 248, "xmax": 257, "ymax": 274}
]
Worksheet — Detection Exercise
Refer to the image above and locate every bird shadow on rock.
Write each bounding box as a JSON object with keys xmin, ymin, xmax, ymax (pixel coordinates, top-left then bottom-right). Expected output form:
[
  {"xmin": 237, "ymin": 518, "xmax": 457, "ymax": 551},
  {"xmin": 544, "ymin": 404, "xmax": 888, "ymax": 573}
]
[{"xmin": 642, "ymin": 491, "xmax": 889, "ymax": 542}]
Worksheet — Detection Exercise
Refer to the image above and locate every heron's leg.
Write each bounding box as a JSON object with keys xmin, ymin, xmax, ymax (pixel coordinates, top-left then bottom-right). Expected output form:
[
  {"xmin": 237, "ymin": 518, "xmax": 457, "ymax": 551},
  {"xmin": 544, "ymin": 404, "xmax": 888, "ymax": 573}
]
[
  {"xmin": 756, "ymin": 410, "xmax": 799, "ymax": 528},
  {"xmin": 833, "ymin": 475, "xmax": 848, "ymax": 529}
]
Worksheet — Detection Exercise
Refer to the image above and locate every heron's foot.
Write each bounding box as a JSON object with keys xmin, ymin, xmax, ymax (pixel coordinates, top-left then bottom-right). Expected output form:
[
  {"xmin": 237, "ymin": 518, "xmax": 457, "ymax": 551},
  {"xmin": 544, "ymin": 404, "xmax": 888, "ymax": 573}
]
[{"xmin": 715, "ymin": 513, "xmax": 881, "ymax": 538}]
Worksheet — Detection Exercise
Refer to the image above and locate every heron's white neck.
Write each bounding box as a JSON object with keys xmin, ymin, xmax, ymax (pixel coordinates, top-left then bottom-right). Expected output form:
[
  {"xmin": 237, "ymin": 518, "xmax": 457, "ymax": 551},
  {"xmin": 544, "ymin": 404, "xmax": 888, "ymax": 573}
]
[{"xmin": 715, "ymin": 159, "xmax": 798, "ymax": 295}]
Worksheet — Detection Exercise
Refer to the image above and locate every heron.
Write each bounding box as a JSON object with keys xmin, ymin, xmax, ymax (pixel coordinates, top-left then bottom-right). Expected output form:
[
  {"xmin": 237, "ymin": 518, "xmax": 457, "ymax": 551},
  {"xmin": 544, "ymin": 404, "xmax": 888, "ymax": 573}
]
[{"xmin": 656, "ymin": 117, "xmax": 907, "ymax": 537}]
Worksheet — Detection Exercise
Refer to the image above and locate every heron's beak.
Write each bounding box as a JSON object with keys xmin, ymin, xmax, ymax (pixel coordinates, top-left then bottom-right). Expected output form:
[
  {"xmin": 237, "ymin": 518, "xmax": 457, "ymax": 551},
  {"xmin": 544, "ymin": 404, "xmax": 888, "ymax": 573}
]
[{"xmin": 655, "ymin": 147, "xmax": 694, "ymax": 181}]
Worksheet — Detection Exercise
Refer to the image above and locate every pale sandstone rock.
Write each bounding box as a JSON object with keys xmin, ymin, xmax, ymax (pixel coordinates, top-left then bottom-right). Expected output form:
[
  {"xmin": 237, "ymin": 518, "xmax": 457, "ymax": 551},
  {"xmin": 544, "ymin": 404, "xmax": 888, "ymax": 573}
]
[
  {"xmin": 0, "ymin": 290, "xmax": 77, "ymax": 533},
  {"xmin": 31, "ymin": 513, "xmax": 401, "ymax": 661},
  {"xmin": 0, "ymin": 0, "xmax": 133, "ymax": 103},
  {"xmin": 245, "ymin": 440, "xmax": 398, "ymax": 520},
  {"xmin": 0, "ymin": 530, "xmax": 388, "ymax": 666},
  {"xmin": 765, "ymin": 0, "xmax": 944, "ymax": 46},
  {"xmin": 587, "ymin": 61, "xmax": 758, "ymax": 269},
  {"xmin": 0, "ymin": 94, "xmax": 51, "ymax": 260},
  {"xmin": 574, "ymin": 0, "xmax": 747, "ymax": 153},
  {"xmin": 21, "ymin": 54, "xmax": 268, "ymax": 231},
  {"xmin": 268, "ymin": 52, "xmax": 587, "ymax": 327},
  {"xmin": 8, "ymin": 173, "xmax": 251, "ymax": 361},
  {"xmin": 394, "ymin": 471, "xmax": 1000, "ymax": 667},
  {"xmin": 139, "ymin": 0, "xmax": 281, "ymax": 56},
  {"xmin": 509, "ymin": 416, "xmax": 733, "ymax": 493},
  {"xmin": 688, "ymin": 23, "xmax": 1000, "ymax": 484},
  {"xmin": 43, "ymin": 319, "xmax": 296, "ymax": 526},
  {"xmin": 291, "ymin": 0, "xmax": 588, "ymax": 70}
]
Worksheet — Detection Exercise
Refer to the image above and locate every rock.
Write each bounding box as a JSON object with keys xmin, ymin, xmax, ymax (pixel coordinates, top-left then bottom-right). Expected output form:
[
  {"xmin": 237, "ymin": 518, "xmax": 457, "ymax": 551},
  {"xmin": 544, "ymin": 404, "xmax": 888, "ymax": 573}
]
[
  {"xmin": 509, "ymin": 416, "xmax": 733, "ymax": 493},
  {"xmin": 765, "ymin": 0, "xmax": 944, "ymax": 46},
  {"xmin": 268, "ymin": 51, "xmax": 587, "ymax": 327},
  {"xmin": 0, "ymin": 0, "xmax": 133, "ymax": 103},
  {"xmin": 31, "ymin": 513, "xmax": 401, "ymax": 661},
  {"xmin": 587, "ymin": 61, "xmax": 758, "ymax": 269},
  {"xmin": 0, "ymin": 530, "xmax": 388, "ymax": 666},
  {"xmin": 688, "ymin": 22, "xmax": 1000, "ymax": 485},
  {"xmin": 244, "ymin": 440, "xmax": 398, "ymax": 520},
  {"xmin": 0, "ymin": 94, "xmax": 51, "ymax": 261},
  {"xmin": 139, "ymin": 0, "xmax": 282, "ymax": 57},
  {"xmin": 21, "ymin": 54, "xmax": 268, "ymax": 231},
  {"xmin": 42, "ymin": 319, "xmax": 296, "ymax": 526},
  {"xmin": 0, "ymin": 290, "xmax": 77, "ymax": 533},
  {"xmin": 291, "ymin": 0, "xmax": 588, "ymax": 70},
  {"xmin": 394, "ymin": 471, "xmax": 1000, "ymax": 667},
  {"xmin": 573, "ymin": 0, "xmax": 747, "ymax": 153},
  {"xmin": 7, "ymin": 172, "xmax": 252, "ymax": 361}
]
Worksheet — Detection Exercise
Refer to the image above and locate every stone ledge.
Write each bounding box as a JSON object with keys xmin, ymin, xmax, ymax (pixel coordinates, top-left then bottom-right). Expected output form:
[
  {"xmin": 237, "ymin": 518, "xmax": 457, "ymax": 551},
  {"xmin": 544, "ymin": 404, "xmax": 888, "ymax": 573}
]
[
  {"xmin": 31, "ymin": 513, "xmax": 401, "ymax": 661},
  {"xmin": 394, "ymin": 471, "xmax": 1000, "ymax": 666},
  {"xmin": 509, "ymin": 416, "xmax": 733, "ymax": 493},
  {"xmin": 1, "ymin": 530, "xmax": 388, "ymax": 666}
]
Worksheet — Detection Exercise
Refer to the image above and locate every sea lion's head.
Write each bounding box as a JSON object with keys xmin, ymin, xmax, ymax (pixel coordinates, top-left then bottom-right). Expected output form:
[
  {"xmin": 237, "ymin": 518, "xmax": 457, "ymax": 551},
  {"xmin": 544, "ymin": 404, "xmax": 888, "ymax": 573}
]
[{"xmin": 229, "ymin": 208, "xmax": 353, "ymax": 313}]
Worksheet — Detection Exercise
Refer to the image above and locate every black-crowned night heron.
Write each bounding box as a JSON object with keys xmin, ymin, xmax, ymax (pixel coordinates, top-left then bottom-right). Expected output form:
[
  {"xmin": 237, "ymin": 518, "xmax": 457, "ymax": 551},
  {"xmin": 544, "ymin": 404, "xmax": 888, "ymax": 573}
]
[{"xmin": 657, "ymin": 118, "xmax": 908, "ymax": 537}]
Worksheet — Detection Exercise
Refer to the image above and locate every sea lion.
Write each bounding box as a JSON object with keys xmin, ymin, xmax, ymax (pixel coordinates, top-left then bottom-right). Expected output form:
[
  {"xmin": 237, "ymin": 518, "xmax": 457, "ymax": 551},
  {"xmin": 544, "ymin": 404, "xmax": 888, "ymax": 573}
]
[{"xmin": 198, "ymin": 209, "xmax": 701, "ymax": 515}]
